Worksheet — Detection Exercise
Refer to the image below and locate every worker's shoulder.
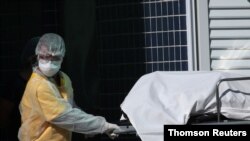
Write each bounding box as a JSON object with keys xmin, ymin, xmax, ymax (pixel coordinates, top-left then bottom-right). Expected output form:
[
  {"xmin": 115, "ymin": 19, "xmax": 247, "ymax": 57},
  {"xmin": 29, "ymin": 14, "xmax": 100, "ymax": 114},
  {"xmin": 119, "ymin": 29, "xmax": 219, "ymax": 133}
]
[
  {"xmin": 26, "ymin": 72, "xmax": 46, "ymax": 87},
  {"xmin": 60, "ymin": 71, "xmax": 71, "ymax": 81}
]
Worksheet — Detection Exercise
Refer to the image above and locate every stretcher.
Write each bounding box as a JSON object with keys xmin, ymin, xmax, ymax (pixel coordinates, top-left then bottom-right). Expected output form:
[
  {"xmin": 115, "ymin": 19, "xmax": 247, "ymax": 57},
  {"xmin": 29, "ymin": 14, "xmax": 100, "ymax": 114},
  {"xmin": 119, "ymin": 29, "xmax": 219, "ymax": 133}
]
[
  {"xmin": 188, "ymin": 76, "xmax": 250, "ymax": 125},
  {"xmin": 187, "ymin": 77, "xmax": 250, "ymax": 125},
  {"xmin": 117, "ymin": 71, "xmax": 250, "ymax": 141}
]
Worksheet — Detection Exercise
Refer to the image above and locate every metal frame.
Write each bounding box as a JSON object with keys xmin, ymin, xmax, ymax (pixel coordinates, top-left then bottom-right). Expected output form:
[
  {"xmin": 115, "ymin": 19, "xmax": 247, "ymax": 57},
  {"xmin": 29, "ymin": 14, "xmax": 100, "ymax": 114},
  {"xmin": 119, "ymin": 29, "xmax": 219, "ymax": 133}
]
[
  {"xmin": 196, "ymin": 0, "xmax": 210, "ymax": 71},
  {"xmin": 216, "ymin": 77, "xmax": 250, "ymax": 122}
]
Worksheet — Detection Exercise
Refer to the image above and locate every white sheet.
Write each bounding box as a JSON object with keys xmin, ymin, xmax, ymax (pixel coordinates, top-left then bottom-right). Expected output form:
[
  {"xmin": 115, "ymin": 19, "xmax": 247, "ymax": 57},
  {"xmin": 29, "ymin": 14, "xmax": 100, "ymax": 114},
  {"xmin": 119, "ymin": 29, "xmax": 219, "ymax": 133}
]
[{"xmin": 120, "ymin": 71, "xmax": 250, "ymax": 141}]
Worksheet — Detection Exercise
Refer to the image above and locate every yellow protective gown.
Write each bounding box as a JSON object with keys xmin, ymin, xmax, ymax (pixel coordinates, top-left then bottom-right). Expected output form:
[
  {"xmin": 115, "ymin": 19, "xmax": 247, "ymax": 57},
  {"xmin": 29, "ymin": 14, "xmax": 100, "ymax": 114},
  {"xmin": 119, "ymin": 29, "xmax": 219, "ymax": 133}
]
[{"xmin": 18, "ymin": 70, "xmax": 108, "ymax": 141}]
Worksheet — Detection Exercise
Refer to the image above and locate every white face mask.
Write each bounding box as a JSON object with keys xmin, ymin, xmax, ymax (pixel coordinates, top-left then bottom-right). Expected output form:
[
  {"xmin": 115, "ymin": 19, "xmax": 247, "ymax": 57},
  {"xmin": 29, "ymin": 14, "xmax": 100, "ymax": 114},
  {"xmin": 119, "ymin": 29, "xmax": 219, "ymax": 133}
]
[{"xmin": 38, "ymin": 59, "xmax": 61, "ymax": 77}]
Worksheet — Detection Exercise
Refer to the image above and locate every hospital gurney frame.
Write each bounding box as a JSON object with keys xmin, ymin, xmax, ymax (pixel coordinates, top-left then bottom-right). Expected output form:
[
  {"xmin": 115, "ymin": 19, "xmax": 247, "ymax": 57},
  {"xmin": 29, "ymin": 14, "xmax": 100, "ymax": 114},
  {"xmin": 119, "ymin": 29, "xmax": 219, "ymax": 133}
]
[{"xmin": 189, "ymin": 76, "xmax": 250, "ymax": 125}]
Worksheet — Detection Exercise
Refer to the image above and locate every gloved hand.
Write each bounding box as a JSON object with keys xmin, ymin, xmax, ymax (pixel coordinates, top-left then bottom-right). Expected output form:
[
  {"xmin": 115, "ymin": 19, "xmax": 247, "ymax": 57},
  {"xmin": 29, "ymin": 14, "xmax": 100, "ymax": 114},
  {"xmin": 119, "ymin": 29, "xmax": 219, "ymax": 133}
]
[{"xmin": 104, "ymin": 123, "xmax": 120, "ymax": 140}]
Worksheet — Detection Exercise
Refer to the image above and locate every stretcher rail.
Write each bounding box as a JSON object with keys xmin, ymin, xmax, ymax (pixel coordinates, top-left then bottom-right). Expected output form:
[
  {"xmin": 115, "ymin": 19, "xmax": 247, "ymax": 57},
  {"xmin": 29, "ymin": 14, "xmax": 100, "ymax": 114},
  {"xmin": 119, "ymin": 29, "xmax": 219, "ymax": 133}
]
[{"xmin": 216, "ymin": 77, "xmax": 250, "ymax": 122}]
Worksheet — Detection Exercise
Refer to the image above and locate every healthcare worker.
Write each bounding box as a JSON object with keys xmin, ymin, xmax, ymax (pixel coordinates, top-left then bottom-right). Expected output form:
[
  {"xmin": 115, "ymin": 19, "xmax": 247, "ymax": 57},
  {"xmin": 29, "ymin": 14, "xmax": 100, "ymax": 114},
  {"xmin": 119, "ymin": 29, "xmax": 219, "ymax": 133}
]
[{"xmin": 18, "ymin": 33, "xmax": 120, "ymax": 141}]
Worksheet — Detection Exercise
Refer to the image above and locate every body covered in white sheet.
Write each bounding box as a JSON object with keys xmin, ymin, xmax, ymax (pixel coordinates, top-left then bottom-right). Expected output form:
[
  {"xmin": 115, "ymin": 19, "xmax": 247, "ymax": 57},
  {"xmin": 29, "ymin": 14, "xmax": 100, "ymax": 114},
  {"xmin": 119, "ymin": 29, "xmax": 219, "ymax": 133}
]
[{"xmin": 121, "ymin": 71, "xmax": 250, "ymax": 141}]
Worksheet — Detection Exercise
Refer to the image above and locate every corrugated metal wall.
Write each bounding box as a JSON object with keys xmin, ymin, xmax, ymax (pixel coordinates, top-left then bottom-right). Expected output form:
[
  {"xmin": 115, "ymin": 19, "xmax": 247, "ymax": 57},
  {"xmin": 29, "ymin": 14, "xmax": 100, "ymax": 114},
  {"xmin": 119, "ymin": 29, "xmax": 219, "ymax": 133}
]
[{"xmin": 209, "ymin": 0, "xmax": 250, "ymax": 75}]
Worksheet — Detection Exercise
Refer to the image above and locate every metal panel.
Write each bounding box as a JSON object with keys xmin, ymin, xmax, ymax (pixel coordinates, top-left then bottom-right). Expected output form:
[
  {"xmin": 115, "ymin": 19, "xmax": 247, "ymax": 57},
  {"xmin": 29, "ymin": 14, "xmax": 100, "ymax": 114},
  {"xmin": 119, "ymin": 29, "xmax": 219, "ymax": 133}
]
[
  {"xmin": 211, "ymin": 40, "xmax": 250, "ymax": 49},
  {"xmin": 210, "ymin": 30, "xmax": 250, "ymax": 39},
  {"xmin": 196, "ymin": 0, "xmax": 210, "ymax": 70},
  {"xmin": 211, "ymin": 60, "xmax": 250, "ymax": 69},
  {"xmin": 195, "ymin": 0, "xmax": 250, "ymax": 76},
  {"xmin": 209, "ymin": 0, "xmax": 250, "ymax": 8},
  {"xmin": 211, "ymin": 50, "xmax": 250, "ymax": 59},
  {"xmin": 210, "ymin": 20, "xmax": 250, "ymax": 29},
  {"xmin": 215, "ymin": 70, "xmax": 250, "ymax": 76},
  {"xmin": 210, "ymin": 10, "xmax": 250, "ymax": 19}
]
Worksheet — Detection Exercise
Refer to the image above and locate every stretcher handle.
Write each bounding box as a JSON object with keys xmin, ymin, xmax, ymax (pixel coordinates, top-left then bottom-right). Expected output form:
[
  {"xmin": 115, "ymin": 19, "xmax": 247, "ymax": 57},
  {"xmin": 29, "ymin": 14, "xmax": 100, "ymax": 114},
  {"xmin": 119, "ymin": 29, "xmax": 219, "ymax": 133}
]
[{"xmin": 216, "ymin": 77, "xmax": 250, "ymax": 122}]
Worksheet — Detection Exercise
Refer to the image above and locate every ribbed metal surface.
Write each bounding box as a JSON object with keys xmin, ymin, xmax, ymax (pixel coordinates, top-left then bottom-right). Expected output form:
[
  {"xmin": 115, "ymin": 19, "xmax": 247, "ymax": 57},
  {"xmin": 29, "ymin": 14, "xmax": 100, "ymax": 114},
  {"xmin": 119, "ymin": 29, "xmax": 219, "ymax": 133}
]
[{"xmin": 209, "ymin": 0, "xmax": 250, "ymax": 75}]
